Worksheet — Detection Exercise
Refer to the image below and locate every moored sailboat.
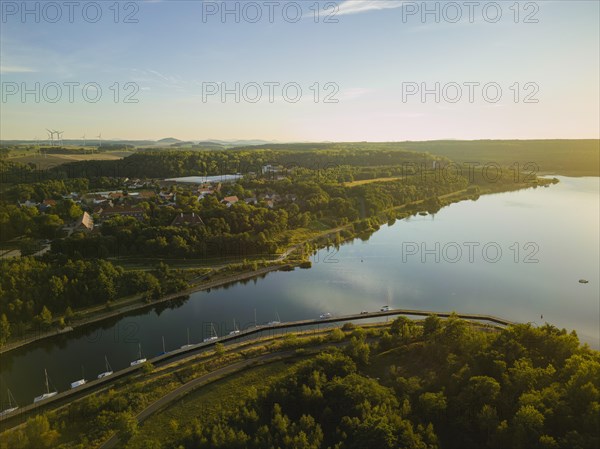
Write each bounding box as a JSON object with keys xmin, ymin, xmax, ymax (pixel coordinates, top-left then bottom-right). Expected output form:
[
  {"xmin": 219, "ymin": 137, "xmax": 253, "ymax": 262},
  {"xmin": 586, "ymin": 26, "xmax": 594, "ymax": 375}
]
[
  {"xmin": 203, "ymin": 323, "xmax": 219, "ymax": 342},
  {"xmin": 70, "ymin": 366, "xmax": 87, "ymax": 389},
  {"xmin": 0, "ymin": 388, "xmax": 18, "ymax": 417},
  {"xmin": 130, "ymin": 343, "xmax": 147, "ymax": 366},
  {"xmin": 97, "ymin": 355, "xmax": 113, "ymax": 379},
  {"xmin": 181, "ymin": 328, "xmax": 194, "ymax": 349},
  {"xmin": 229, "ymin": 318, "xmax": 240, "ymax": 335},
  {"xmin": 33, "ymin": 369, "xmax": 58, "ymax": 403},
  {"xmin": 268, "ymin": 312, "xmax": 281, "ymax": 326}
]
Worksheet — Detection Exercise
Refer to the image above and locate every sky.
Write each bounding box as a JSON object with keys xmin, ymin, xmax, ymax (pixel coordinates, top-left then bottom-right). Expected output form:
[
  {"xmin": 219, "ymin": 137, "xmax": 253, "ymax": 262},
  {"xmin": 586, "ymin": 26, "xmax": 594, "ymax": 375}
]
[{"xmin": 1, "ymin": 0, "xmax": 599, "ymax": 141}]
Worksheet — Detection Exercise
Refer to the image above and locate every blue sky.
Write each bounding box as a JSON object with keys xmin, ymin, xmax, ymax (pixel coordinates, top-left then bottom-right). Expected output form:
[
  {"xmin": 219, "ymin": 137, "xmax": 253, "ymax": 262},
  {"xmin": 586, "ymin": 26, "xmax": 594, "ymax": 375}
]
[{"xmin": 1, "ymin": 0, "xmax": 598, "ymax": 141}]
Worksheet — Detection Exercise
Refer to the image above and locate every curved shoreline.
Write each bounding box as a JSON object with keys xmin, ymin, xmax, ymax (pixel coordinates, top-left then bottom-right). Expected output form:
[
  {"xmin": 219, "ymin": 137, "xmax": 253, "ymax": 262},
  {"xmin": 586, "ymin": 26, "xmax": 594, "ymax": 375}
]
[
  {"xmin": 0, "ymin": 182, "xmax": 546, "ymax": 356},
  {"xmin": 0, "ymin": 263, "xmax": 290, "ymax": 356}
]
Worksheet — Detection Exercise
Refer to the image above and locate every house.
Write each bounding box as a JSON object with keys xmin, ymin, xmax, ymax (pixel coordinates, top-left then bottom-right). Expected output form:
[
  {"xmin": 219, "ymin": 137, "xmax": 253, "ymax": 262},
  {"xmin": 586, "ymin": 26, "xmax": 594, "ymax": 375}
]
[
  {"xmin": 108, "ymin": 192, "xmax": 124, "ymax": 200},
  {"xmin": 127, "ymin": 190, "xmax": 156, "ymax": 202},
  {"xmin": 197, "ymin": 185, "xmax": 214, "ymax": 200},
  {"xmin": 100, "ymin": 205, "xmax": 145, "ymax": 221},
  {"xmin": 137, "ymin": 190, "xmax": 156, "ymax": 200},
  {"xmin": 244, "ymin": 197, "xmax": 258, "ymax": 205},
  {"xmin": 170, "ymin": 212, "xmax": 205, "ymax": 226},
  {"xmin": 262, "ymin": 164, "xmax": 282, "ymax": 175},
  {"xmin": 75, "ymin": 212, "xmax": 94, "ymax": 232},
  {"xmin": 38, "ymin": 199, "xmax": 57, "ymax": 212},
  {"xmin": 222, "ymin": 196, "xmax": 239, "ymax": 207},
  {"xmin": 159, "ymin": 191, "xmax": 175, "ymax": 201},
  {"xmin": 19, "ymin": 200, "xmax": 39, "ymax": 208}
]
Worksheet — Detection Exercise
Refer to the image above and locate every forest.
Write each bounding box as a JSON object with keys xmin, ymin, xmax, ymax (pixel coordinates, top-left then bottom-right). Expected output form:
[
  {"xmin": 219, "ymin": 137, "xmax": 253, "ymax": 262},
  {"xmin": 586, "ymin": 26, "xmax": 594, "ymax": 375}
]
[
  {"xmin": 0, "ymin": 258, "xmax": 186, "ymax": 343},
  {"xmin": 141, "ymin": 317, "xmax": 600, "ymax": 449}
]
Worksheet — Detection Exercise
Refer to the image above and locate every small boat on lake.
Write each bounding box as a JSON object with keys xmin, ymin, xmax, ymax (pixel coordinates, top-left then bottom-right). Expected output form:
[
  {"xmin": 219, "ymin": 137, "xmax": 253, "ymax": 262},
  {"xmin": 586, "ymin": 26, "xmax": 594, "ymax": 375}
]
[
  {"xmin": 320, "ymin": 313, "xmax": 332, "ymax": 319},
  {"xmin": 181, "ymin": 328, "xmax": 194, "ymax": 349},
  {"xmin": 33, "ymin": 369, "xmax": 58, "ymax": 403},
  {"xmin": 97, "ymin": 355, "xmax": 113, "ymax": 379},
  {"xmin": 229, "ymin": 318, "xmax": 240, "ymax": 335},
  {"xmin": 0, "ymin": 388, "xmax": 18, "ymax": 417},
  {"xmin": 130, "ymin": 344, "xmax": 147, "ymax": 366},
  {"xmin": 203, "ymin": 323, "xmax": 219, "ymax": 342},
  {"xmin": 268, "ymin": 312, "xmax": 282, "ymax": 326},
  {"xmin": 70, "ymin": 366, "xmax": 87, "ymax": 389},
  {"xmin": 579, "ymin": 279, "xmax": 589, "ymax": 284}
]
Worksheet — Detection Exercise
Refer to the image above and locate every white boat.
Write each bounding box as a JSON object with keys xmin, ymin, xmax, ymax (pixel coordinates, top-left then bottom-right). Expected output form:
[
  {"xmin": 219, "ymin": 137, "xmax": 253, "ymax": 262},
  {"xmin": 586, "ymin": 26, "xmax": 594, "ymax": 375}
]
[
  {"xmin": 319, "ymin": 313, "xmax": 332, "ymax": 319},
  {"xmin": 33, "ymin": 369, "xmax": 58, "ymax": 403},
  {"xmin": 0, "ymin": 389, "xmax": 18, "ymax": 417},
  {"xmin": 181, "ymin": 328, "xmax": 194, "ymax": 349},
  {"xmin": 268, "ymin": 312, "xmax": 282, "ymax": 326},
  {"xmin": 97, "ymin": 355, "xmax": 113, "ymax": 379},
  {"xmin": 229, "ymin": 318, "xmax": 240, "ymax": 335},
  {"xmin": 380, "ymin": 305, "xmax": 390, "ymax": 312},
  {"xmin": 203, "ymin": 323, "xmax": 219, "ymax": 342},
  {"xmin": 130, "ymin": 344, "xmax": 147, "ymax": 366},
  {"xmin": 70, "ymin": 379, "xmax": 86, "ymax": 389},
  {"xmin": 70, "ymin": 366, "xmax": 87, "ymax": 389}
]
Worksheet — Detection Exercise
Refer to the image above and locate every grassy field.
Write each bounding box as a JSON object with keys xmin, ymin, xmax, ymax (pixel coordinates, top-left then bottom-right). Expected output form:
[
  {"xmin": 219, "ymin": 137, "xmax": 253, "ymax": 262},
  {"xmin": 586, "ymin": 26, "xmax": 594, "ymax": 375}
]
[
  {"xmin": 9, "ymin": 150, "xmax": 134, "ymax": 169},
  {"xmin": 125, "ymin": 360, "xmax": 295, "ymax": 448},
  {"xmin": 343, "ymin": 176, "xmax": 404, "ymax": 187}
]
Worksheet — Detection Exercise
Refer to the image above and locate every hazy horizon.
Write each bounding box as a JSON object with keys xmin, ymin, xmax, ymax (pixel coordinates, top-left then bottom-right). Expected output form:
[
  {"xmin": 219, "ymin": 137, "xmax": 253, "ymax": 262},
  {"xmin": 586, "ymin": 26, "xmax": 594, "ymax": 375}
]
[{"xmin": 1, "ymin": 1, "xmax": 599, "ymax": 141}]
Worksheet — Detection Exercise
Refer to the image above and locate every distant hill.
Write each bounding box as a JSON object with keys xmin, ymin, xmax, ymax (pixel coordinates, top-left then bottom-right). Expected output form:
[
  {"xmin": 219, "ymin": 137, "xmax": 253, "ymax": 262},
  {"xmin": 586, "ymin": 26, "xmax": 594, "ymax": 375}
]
[
  {"xmin": 230, "ymin": 140, "xmax": 600, "ymax": 176},
  {"xmin": 157, "ymin": 137, "xmax": 182, "ymax": 144}
]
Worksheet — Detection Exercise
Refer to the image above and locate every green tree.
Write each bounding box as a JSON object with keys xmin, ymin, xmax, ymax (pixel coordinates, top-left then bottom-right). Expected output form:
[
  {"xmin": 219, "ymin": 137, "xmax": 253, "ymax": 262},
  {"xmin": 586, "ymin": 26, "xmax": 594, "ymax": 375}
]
[
  {"xmin": 24, "ymin": 415, "xmax": 59, "ymax": 448},
  {"xmin": 64, "ymin": 306, "xmax": 75, "ymax": 324},
  {"xmin": 37, "ymin": 306, "xmax": 53, "ymax": 329},
  {"xmin": 116, "ymin": 411, "xmax": 138, "ymax": 442},
  {"xmin": 0, "ymin": 314, "xmax": 10, "ymax": 346}
]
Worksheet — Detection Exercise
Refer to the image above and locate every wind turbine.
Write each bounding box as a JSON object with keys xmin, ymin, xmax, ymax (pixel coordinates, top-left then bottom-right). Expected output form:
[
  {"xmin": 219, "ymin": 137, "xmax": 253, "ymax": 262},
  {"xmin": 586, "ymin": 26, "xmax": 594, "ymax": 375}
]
[
  {"xmin": 46, "ymin": 129, "xmax": 55, "ymax": 146},
  {"xmin": 54, "ymin": 130, "xmax": 64, "ymax": 146},
  {"xmin": 97, "ymin": 133, "xmax": 102, "ymax": 149},
  {"xmin": 81, "ymin": 134, "xmax": 87, "ymax": 149}
]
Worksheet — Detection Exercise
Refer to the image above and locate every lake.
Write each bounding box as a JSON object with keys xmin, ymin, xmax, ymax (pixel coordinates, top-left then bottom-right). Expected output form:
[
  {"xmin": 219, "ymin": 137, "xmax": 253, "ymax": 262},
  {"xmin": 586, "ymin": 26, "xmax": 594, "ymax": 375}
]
[{"xmin": 1, "ymin": 176, "xmax": 598, "ymax": 406}]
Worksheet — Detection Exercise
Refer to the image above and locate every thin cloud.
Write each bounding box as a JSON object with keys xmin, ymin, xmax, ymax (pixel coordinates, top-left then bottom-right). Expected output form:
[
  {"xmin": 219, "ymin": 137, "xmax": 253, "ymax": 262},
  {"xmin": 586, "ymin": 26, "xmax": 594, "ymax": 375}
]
[
  {"xmin": 335, "ymin": 0, "xmax": 406, "ymax": 16},
  {"xmin": 338, "ymin": 87, "xmax": 375, "ymax": 101},
  {"xmin": 0, "ymin": 65, "xmax": 36, "ymax": 74}
]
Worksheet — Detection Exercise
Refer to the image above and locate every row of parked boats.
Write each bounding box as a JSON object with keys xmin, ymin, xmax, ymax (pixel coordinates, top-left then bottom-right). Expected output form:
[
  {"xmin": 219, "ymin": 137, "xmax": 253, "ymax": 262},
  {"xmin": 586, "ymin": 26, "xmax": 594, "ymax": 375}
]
[
  {"xmin": 1, "ymin": 310, "xmax": 393, "ymax": 417},
  {"xmin": 0, "ymin": 320, "xmax": 245, "ymax": 417},
  {"xmin": 0, "ymin": 356, "xmax": 113, "ymax": 418}
]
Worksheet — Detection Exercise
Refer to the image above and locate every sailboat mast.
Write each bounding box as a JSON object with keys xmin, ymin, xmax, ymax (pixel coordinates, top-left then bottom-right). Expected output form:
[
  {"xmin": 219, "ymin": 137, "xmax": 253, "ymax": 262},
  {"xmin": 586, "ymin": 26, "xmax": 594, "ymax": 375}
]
[
  {"xmin": 162, "ymin": 336, "xmax": 166, "ymax": 353},
  {"xmin": 187, "ymin": 328, "xmax": 190, "ymax": 345},
  {"xmin": 44, "ymin": 369, "xmax": 50, "ymax": 394}
]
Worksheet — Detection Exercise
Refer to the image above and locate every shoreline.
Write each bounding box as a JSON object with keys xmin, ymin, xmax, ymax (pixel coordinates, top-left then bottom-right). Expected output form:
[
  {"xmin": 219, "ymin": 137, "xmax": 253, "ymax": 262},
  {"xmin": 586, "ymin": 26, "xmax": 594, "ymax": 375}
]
[{"xmin": 0, "ymin": 263, "xmax": 291, "ymax": 356}]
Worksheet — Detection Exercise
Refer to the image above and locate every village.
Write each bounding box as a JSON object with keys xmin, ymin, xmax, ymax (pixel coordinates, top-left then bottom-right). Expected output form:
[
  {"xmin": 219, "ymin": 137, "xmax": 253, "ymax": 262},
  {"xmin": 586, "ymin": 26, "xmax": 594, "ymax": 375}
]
[{"xmin": 3, "ymin": 165, "xmax": 293, "ymax": 258}]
